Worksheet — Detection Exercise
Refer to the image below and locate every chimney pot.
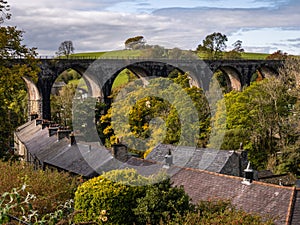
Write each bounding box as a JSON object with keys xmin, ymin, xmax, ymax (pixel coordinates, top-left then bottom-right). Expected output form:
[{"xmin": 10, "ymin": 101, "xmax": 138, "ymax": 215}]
[
  {"xmin": 242, "ymin": 162, "xmax": 254, "ymax": 185},
  {"xmin": 48, "ymin": 127, "xmax": 59, "ymax": 137},
  {"xmin": 57, "ymin": 129, "xmax": 71, "ymax": 141},
  {"xmin": 164, "ymin": 149, "xmax": 173, "ymax": 168},
  {"xmin": 30, "ymin": 113, "xmax": 38, "ymax": 121},
  {"xmin": 42, "ymin": 121, "xmax": 50, "ymax": 129},
  {"xmin": 36, "ymin": 119, "xmax": 43, "ymax": 126},
  {"xmin": 70, "ymin": 133, "xmax": 76, "ymax": 145}
]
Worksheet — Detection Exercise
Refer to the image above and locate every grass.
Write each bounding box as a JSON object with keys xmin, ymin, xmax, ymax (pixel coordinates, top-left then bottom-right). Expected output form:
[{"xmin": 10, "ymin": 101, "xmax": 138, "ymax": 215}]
[
  {"xmin": 112, "ymin": 69, "xmax": 130, "ymax": 89},
  {"xmin": 70, "ymin": 49, "xmax": 272, "ymax": 60},
  {"xmin": 70, "ymin": 49, "xmax": 143, "ymax": 59},
  {"xmin": 241, "ymin": 52, "xmax": 270, "ymax": 60}
]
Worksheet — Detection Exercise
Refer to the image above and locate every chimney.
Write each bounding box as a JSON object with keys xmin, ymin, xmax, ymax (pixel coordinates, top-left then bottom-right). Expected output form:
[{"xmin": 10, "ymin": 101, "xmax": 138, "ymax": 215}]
[
  {"xmin": 57, "ymin": 129, "xmax": 71, "ymax": 141},
  {"xmin": 30, "ymin": 113, "xmax": 38, "ymax": 121},
  {"xmin": 70, "ymin": 133, "xmax": 76, "ymax": 146},
  {"xmin": 242, "ymin": 162, "xmax": 254, "ymax": 185},
  {"xmin": 112, "ymin": 143, "xmax": 128, "ymax": 162},
  {"xmin": 48, "ymin": 126, "xmax": 59, "ymax": 137},
  {"xmin": 42, "ymin": 121, "xmax": 50, "ymax": 129},
  {"xmin": 163, "ymin": 149, "xmax": 173, "ymax": 168},
  {"xmin": 36, "ymin": 119, "xmax": 43, "ymax": 126}
]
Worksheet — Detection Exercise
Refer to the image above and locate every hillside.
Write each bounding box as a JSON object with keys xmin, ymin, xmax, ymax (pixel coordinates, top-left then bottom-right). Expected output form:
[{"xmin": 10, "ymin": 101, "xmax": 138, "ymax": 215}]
[{"xmin": 69, "ymin": 49, "xmax": 270, "ymax": 60}]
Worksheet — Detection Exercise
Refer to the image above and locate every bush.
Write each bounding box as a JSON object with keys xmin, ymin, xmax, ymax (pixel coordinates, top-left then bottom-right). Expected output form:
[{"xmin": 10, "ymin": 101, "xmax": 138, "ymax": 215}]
[
  {"xmin": 133, "ymin": 179, "xmax": 191, "ymax": 224},
  {"xmin": 74, "ymin": 169, "xmax": 148, "ymax": 224},
  {"xmin": 0, "ymin": 161, "xmax": 79, "ymax": 218},
  {"xmin": 74, "ymin": 169, "xmax": 191, "ymax": 225}
]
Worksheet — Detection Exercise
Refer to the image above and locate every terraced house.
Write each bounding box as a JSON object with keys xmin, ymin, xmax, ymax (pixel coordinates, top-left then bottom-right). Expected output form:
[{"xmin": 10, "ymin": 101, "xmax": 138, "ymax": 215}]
[{"xmin": 14, "ymin": 118, "xmax": 300, "ymax": 225}]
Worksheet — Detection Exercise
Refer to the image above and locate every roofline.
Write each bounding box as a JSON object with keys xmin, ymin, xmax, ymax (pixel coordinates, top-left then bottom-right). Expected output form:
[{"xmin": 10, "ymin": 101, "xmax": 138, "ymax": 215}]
[
  {"xmin": 173, "ymin": 165, "xmax": 295, "ymax": 190},
  {"xmin": 134, "ymin": 157, "xmax": 295, "ymax": 190},
  {"xmin": 286, "ymin": 187, "xmax": 296, "ymax": 225}
]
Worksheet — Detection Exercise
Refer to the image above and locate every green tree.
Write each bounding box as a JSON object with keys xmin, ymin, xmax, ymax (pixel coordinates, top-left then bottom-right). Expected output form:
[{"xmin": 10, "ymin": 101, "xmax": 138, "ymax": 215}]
[
  {"xmin": 268, "ymin": 57, "xmax": 300, "ymax": 175},
  {"xmin": 124, "ymin": 35, "xmax": 146, "ymax": 49},
  {"xmin": 197, "ymin": 32, "xmax": 228, "ymax": 59},
  {"xmin": 222, "ymin": 79, "xmax": 294, "ymax": 169},
  {"xmin": 51, "ymin": 82, "xmax": 77, "ymax": 127},
  {"xmin": 224, "ymin": 40, "xmax": 244, "ymax": 59},
  {"xmin": 133, "ymin": 178, "xmax": 191, "ymax": 225},
  {"xmin": 232, "ymin": 40, "xmax": 244, "ymax": 53},
  {"xmin": 0, "ymin": 1, "xmax": 38, "ymax": 157},
  {"xmin": 56, "ymin": 40, "xmax": 74, "ymax": 58},
  {"xmin": 142, "ymin": 44, "xmax": 167, "ymax": 58},
  {"xmin": 210, "ymin": 58, "xmax": 300, "ymax": 174},
  {"xmin": 99, "ymin": 72, "xmax": 211, "ymax": 156}
]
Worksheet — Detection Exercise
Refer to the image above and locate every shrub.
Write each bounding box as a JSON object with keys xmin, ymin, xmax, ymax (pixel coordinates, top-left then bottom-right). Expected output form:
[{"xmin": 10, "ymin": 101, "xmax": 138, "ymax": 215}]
[
  {"xmin": 0, "ymin": 161, "xmax": 79, "ymax": 218},
  {"xmin": 0, "ymin": 184, "xmax": 75, "ymax": 225},
  {"xmin": 74, "ymin": 169, "xmax": 191, "ymax": 225},
  {"xmin": 74, "ymin": 169, "xmax": 148, "ymax": 224},
  {"xmin": 133, "ymin": 179, "xmax": 191, "ymax": 224}
]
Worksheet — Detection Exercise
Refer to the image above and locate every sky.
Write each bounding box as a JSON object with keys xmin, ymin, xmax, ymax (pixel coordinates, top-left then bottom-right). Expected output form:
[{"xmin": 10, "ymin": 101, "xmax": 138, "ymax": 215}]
[{"xmin": 5, "ymin": 0, "xmax": 300, "ymax": 56}]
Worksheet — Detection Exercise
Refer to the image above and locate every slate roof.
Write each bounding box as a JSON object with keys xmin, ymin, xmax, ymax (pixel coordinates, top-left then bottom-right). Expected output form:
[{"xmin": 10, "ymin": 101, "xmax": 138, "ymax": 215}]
[
  {"xmin": 15, "ymin": 120, "xmax": 41, "ymax": 144},
  {"xmin": 146, "ymin": 143, "xmax": 236, "ymax": 173},
  {"xmin": 14, "ymin": 120, "xmax": 121, "ymax": 178},
  {"xmin": 171, "ymin": 167, "xmax": 295, "ymax": 225}
]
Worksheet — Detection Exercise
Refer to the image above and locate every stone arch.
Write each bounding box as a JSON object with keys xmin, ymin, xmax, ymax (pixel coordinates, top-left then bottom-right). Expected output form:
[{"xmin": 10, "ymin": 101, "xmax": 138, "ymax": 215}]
[
  {"xmin": 94, "ymin": 60, "xmax": 203, "ymax": 107},
  {"xmin": 55, "ymin": 65, "xmax": 103, "ymax": 98},
  {"xmin": 257, "ymin": 65, "xmax": 279, "ymax": 79},
  {"xmin": 216, "ymin": 66, "xmax": 242, "ymax": 91},
  {"xmin": 22, "ymin": 76, "xmax": 42, "ymax": 118}
]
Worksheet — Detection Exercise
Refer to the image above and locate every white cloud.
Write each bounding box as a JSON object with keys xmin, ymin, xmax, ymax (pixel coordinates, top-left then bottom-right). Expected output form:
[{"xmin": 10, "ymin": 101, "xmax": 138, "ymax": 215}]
[{"xmin": 4, "ymin": 0, "xmax": 300, "ymax": 55}]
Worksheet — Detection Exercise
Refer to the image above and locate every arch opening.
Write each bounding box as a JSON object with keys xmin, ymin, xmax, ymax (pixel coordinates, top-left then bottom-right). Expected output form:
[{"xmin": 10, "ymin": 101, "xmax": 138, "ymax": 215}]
[
  {"xmin": 22, "ymin": 76, "xmax": 42, "ymax": 120},
  {"xmin": 212, "ymin": 66, "xmax": 242, "ymax": 92}
]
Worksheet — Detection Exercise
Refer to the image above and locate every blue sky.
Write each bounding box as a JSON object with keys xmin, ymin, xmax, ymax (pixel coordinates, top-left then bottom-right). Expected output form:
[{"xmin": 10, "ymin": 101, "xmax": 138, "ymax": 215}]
[{"xmin": 6, "ymin": 0, "xmax": 300, "ymax": 56}]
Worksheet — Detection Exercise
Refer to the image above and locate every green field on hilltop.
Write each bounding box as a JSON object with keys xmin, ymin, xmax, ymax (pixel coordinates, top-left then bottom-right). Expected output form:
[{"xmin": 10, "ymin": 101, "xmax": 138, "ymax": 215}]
[
  {"xmin": 70, "ymin": 49, "xmax": 271, "ymax": 60},
  {"xmin": 70, "ymin": 49, "xmax": 143, "ymax": 58},
  {"xmin": 240, "ymin": 52, "xmax": 269, "ymax": 59}
]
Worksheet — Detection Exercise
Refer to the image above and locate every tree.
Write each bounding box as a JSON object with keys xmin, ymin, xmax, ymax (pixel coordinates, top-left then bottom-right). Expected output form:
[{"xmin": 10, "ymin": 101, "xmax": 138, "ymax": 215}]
[
  {"xmin": 224, "ymin": 40, "xmax": 244, "ymax": 59},
  {"xmin": 56, "ymin": 40, "xmax": 74, "ymax": 58},
  {"xmin": 232, "ymin": 40, "xmax": 244, "ymax": 53},
  {"xmin": 51, "ymin": 82, "xmax": 77, "ymax": 128},
  {"xmin": 268, "ymin": 57, "xmax": 300, "ymax": 175},
  {"xmin": 0, "ymin": 1, "xmax": 38, "ymax": 158},
  {"xmin": 124, "ymin": 35, "xmax": 146, "ymax": 49},
  {"xmin": 99, "ymin": 72, "xmax": 211, "ymax": 156},
  {"xmin": 133, "ymin": 178, "xmax": 191, "ymax": 225},
  {"xmin": 210, "ymin": 58, "xmax": 300, "ymax": 174},
  {"xmin": 141, "ymin": 44, "xmax": 167, "ymax": 58},
  {"xmin": 266, "ymin": 50, "xmax": 288, "ymax": 60},
  {"xmin": 197, "ymin": 32, "xmax": 228, "ymax": 59},
  {"xmin": 0, "ymin": 0, "xmax": 11, "ymax": 23}
]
